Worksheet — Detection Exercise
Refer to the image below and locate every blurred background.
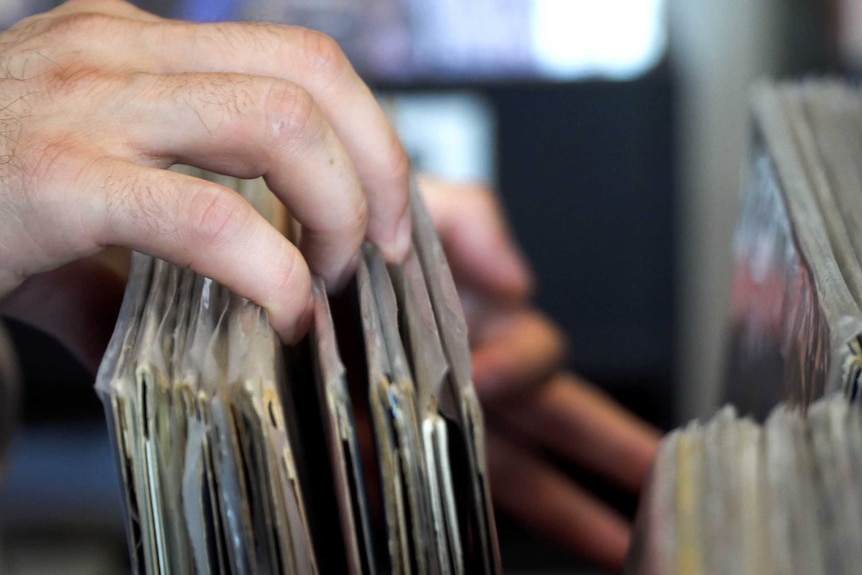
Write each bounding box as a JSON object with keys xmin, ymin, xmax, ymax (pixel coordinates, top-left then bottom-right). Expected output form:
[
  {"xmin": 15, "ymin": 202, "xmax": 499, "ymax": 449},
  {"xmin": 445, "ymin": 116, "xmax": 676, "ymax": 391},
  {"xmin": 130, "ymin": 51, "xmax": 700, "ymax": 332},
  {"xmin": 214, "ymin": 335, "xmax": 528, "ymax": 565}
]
[{"xmin": 0, "ymin": 0, "xmax": 853, "ymax": 573}]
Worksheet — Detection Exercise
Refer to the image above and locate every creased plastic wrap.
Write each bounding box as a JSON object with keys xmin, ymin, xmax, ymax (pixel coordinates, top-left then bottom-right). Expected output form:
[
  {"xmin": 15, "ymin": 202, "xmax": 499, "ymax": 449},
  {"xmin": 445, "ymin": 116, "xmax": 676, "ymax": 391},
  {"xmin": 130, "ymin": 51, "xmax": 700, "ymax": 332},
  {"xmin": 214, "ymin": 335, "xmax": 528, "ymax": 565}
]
[
  {"xmin": 97, "ymin": 170, "xmax": 501, "ymax": 574},
  {"xmin": 96, "ymin": 175, "xmax": 318, "ymax": 575}
]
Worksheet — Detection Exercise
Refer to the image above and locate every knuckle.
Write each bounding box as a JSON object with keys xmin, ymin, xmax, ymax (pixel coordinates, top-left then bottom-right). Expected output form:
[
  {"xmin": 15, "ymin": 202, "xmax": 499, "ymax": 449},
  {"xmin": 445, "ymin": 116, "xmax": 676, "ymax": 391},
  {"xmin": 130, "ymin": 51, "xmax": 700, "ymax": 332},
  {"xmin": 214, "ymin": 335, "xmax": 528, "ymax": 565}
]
[
  {"xmin": 44, "ymin": 63, "xmax": 107, "ymax": 97},
  {"xmin": 21, "ymin": 15, "xmax": 122, "ymax": 94},
  {"xmin": 185, "ymin": 186, "xmax": 249, "ymax": 248},
  {"xmin": 43, "ymin": 11, "xmax": 118, "ymax": 40},
  {"xmin": 262, "ymin": 81, "xmax": 320, "ymax": 149},
  {"xmin": 297, "ymin": 28, "xmax": 349, "ymax": 81}
]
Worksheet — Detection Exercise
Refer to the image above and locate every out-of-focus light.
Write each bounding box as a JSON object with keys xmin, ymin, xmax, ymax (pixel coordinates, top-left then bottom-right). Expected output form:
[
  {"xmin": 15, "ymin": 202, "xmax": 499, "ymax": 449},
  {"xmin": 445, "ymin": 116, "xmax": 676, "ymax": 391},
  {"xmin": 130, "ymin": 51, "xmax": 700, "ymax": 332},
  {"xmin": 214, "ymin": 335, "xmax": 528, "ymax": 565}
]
[
  {"xmin": 530, "ymin": 0, "xmax": 666, "ymax": 80},
  {"xmin": 178, "ymin": 0, "xmax": 238, "ymax": 22},
  {"xmin": 151, "ymin": 0, "xmax": 668, "ymax": 82}
]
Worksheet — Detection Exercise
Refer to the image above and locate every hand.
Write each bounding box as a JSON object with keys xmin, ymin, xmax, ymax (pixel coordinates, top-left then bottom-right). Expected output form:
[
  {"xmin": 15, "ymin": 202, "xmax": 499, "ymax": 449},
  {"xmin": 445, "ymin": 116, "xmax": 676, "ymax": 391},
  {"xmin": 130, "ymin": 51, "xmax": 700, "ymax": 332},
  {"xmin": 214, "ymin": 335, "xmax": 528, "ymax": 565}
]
[
  {"xmin": 420, "ymin": 174, "xmax": 660, "ymax": 572},
  {"xmin": 0, "ymin": 0, "xmax": 410, "ymax": 357}
]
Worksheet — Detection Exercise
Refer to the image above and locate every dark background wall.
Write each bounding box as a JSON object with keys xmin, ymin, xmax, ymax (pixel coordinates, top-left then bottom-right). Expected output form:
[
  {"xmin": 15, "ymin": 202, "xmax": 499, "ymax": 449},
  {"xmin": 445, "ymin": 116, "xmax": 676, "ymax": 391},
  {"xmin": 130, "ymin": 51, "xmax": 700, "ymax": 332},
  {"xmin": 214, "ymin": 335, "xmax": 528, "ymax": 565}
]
[{"xmin": 485, "ymin": 72, "xmax": 675, "ymax": 428}]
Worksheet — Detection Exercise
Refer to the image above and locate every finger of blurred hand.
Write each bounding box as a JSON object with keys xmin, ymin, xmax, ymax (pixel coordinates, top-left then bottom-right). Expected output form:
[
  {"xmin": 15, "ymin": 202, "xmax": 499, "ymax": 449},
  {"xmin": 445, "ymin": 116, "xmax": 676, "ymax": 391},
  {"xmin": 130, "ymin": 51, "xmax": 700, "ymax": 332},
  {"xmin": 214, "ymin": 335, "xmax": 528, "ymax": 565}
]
[
  {"xmin": 489, "ymin": 372, "xmax": 660, "ymax": 492},
  {"xmin": 486, "ymin": 429, "xmax": 631, "ymax": 571},
  {"xmin": 418, "ymin": 175, "xmax": 532, "ymax": 303},
  {"xmin": 31, "ymin": 7, "xmax": 411, "ymax": 263},
  {"xmin": 471, "ymin": 308, "xmax": 567, "ymax": 401}
]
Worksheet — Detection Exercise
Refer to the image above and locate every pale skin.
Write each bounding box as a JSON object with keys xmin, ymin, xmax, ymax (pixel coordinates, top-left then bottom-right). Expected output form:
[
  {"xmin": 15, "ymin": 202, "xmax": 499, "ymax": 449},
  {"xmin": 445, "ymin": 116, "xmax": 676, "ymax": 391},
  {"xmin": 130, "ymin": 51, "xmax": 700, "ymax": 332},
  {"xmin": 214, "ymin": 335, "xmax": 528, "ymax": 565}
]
[{"xmin": 0, "ymin": 1, "xmax": 659, "ymax": 571}]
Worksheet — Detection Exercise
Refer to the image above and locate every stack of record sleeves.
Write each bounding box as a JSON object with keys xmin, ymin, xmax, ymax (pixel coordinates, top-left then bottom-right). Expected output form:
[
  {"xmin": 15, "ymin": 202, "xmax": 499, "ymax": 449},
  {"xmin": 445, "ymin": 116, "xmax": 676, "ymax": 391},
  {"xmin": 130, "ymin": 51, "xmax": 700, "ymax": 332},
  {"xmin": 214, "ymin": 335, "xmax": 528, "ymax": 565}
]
[
  {"xmin": 96, "ymin": 169, "xmax": 501, "ymax": 575},
  {"xmin": 627, "ymin": 80, "xmax": 862, "ymax": 574},
  {"xmin": 626, "ymin": 393, "xmax": 862, "ymax": 575}
]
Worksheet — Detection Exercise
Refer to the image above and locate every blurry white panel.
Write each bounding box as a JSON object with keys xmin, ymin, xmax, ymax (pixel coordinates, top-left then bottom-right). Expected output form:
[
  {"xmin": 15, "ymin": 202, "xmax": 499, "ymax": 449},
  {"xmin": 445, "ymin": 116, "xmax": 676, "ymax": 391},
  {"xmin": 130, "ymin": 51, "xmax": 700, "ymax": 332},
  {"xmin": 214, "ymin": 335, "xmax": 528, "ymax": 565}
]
[
  {"xmin": 530, "ymin": 0, "xmax": 666, "ymax": 79},
  {"xmin": 385, "ymin": 93, "xmax": 496, "ymax": 184},
  {"xmin": 170, "ymin": 0, "xmax": 666, "ymax": 81}
]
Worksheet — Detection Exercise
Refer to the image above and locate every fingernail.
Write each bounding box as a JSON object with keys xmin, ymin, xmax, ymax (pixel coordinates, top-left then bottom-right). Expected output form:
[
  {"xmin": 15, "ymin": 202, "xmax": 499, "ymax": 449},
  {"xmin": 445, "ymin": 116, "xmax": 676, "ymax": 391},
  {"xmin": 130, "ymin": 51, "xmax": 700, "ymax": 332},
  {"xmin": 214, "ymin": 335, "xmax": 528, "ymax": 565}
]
[
  {"xmin": 326, "ymin": 251, "xmax": 360, "ymax": 293},
  {"xmin": 295, "ymin": 290, "xmax": 315, "ymax": 341},
  {"xmin": 274, "ymin": 290, "xmax": 313, "ymax": 344}
]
